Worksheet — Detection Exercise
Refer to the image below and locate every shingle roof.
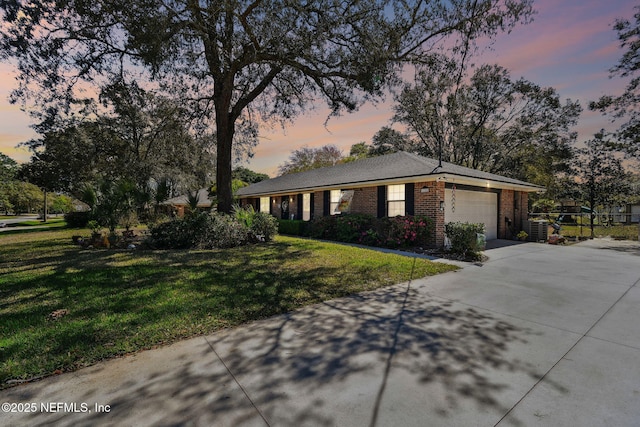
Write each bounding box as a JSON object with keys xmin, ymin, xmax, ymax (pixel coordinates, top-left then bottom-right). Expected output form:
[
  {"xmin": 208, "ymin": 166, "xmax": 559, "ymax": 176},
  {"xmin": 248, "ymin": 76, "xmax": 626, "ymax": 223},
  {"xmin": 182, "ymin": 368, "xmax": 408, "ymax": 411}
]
[
  {"xmin": 236, "ymin": 151, "xmax": 542, "ymax": 197},
  {"xmin": 162, "ymin": 188, "xmax": 213, "ymax": 207}
]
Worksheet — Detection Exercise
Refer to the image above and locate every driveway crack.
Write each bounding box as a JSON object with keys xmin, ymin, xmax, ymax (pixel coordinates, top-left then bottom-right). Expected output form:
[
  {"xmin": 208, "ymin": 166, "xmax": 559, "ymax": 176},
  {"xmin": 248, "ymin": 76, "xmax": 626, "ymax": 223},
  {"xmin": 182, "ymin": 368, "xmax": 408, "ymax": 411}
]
[{"xmin": 204, "ymin": 336, "xmax": 271, "ymax": 427}]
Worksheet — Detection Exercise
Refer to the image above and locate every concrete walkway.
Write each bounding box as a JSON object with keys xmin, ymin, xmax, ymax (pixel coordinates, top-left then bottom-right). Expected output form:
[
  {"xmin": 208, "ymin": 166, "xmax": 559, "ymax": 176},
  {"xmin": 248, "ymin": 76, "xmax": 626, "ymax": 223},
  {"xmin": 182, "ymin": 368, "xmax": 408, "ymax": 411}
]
[{"xmin": 2, "ymin": 240, "xmax": 640, "ymax": 426}]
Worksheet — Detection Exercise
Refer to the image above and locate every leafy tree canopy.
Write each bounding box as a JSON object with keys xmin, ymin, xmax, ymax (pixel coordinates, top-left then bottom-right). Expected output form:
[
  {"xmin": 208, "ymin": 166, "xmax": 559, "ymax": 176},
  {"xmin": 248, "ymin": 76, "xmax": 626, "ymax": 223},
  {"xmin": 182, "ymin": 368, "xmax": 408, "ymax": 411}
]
[
  {"xmin": 18, "ymin": 88, "xmax": 216, "ymax": 205},
  {"xmin": 370, "ymin": 126, "xmax": 413, "ymax": 156},
  {"xmin": 590, "ymin": 5, "xmax": 640, "ymax": 158},
  {"xmin": 0, "ymin": 153, "xmax": 18, "ymax": 181},
  {"xmin": 1, "ymin": 0, "xmax": 534, "ymax": 212},
  {"xmin": 392, "ymin": 59, "xmax": 581, "ymax": 192},
  {"xmin": 232, "ymin": 166, "xmax": 269, "ymax": 184},
  {"xmin": 278, "ymin": 144, "xmax": 344, "ymax": 175},
  {"xmin": 0, "ymin": 153, "xmax": 19, "ymax": 214}
]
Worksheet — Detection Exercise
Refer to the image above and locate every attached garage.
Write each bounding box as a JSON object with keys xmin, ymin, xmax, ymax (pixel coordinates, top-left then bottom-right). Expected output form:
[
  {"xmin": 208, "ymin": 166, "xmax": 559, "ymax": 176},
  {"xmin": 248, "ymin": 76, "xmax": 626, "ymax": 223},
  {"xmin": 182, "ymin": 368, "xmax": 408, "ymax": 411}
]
[{"xmin": 444, "ymin": 188, "xmax": 498, "ymax": 240}]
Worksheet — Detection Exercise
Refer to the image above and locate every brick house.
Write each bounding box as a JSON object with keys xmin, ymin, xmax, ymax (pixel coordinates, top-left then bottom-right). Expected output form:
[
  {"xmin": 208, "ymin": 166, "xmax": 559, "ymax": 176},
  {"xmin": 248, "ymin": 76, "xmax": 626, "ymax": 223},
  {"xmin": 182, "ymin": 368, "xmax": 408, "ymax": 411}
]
[
  {"xmin": 236, "ymin": 152, "xmax": 541, "ymax": 247},
  {"xmin": 162, "ymin": 188, "xmax": 213, "ymax": 217}
]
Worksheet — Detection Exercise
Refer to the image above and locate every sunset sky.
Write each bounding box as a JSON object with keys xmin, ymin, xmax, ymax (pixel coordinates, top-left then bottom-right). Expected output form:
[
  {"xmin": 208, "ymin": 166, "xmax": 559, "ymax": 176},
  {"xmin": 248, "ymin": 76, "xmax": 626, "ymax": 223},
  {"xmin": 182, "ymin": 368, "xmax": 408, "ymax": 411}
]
[{"xmin": 0, "ymin": 0, "xmax": 637, "ymax": 176}]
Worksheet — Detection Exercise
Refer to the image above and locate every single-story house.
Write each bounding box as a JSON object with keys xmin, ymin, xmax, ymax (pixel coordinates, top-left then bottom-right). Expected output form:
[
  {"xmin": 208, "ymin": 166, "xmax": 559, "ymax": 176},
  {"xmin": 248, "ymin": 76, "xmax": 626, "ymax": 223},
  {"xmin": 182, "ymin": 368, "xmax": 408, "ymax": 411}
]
[
  {"xmin": 162, "ymin": 188, "xmax": 214, "ymax": 217},
  {"xmin": 236, "ymin": 151, "xmax": 543, "ymax": 247}
]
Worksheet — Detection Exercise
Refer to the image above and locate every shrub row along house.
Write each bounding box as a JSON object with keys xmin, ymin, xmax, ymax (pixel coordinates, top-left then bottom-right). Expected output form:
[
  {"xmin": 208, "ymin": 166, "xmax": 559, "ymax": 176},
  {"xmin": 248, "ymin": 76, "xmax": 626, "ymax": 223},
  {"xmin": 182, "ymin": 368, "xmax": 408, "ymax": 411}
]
[{"xmin": 237, "ymin": 152, "xmax": 542, "ymax": 247}]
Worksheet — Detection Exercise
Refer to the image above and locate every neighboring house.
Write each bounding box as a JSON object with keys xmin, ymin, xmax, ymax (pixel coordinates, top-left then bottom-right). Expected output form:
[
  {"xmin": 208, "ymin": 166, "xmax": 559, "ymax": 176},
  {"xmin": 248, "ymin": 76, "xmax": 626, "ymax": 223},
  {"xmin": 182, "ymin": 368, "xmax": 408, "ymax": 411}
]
[
  {"xmin": 236, "ymin": 151, "xmax": 542, "ymax": 247},
  {"xmin": 613, "ymin": 204, "xmax": 640, "ymax": 223},
  {"xmin": 162, "ymin": 189, "xmax": 213, "ymax": 217}
]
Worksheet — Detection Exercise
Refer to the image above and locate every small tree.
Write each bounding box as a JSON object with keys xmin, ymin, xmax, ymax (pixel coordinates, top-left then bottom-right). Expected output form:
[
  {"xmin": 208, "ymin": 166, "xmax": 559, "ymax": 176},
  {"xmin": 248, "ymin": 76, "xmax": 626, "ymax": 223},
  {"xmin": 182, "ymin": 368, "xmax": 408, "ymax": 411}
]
[
  {"xmin": 94, "ymin": 179, "xmax": 138, "ymax": 233},
  {"xmin": 574, "ymin": 136, "xmax": 632, "ymax": 238}
]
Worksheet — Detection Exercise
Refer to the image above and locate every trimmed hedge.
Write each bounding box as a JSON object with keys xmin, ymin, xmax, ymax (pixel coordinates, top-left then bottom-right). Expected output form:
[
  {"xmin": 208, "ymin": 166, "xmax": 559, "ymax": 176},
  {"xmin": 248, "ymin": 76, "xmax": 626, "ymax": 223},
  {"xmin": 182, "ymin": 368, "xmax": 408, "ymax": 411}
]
[
  {"xmin": 444, "ymin": 222, "xmax": 486, "ymax": 258},
  {"xmin": 278, "ymin": 219, "xmax": 308, "ymax": 236},
  {"xmin": 305, "ymin": 214, "xmax": 434, "ymax": 249}
]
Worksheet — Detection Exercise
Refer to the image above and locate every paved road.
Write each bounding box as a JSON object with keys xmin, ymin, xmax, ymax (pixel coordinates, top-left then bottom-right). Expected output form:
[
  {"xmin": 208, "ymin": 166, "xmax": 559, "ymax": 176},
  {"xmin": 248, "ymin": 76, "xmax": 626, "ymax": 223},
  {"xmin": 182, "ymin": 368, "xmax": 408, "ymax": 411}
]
[
  {"xmin": 2, "ymin": 239, "xmax": 639, "ymax": 426},
  {"xmin": 0, "ymin": 216, "xmax": 38, "ymax": 227}
]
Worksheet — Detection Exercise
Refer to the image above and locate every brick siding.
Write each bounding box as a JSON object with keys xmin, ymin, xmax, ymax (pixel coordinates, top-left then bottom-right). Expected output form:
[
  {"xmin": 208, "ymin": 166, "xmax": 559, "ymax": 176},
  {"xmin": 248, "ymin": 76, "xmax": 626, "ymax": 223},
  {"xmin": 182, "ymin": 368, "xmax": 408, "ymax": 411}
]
[{"xmin": 349, "ymin": 187, "xmax": 378, "ymax": 216}]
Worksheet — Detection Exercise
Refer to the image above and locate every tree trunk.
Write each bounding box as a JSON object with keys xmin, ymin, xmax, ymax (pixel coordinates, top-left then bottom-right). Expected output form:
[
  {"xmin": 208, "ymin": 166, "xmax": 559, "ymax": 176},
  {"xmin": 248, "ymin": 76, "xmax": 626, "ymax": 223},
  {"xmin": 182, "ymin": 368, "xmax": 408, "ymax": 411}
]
[
  {"xmin": 589, "ymin": 181, "xmax": 595, "ymax": 240},
  {"xmin": 215, "ymin": 111, "xmax": 235, "ymax": 214},
  {"xmin": 43, "ymin": 190, "xmax": 48, "ymax": 223}
]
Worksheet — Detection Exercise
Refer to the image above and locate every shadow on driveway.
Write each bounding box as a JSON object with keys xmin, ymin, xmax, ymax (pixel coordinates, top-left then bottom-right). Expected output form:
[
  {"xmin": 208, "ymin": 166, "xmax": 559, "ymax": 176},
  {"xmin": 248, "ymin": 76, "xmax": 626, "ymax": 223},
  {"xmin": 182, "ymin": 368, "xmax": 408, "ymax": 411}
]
[{"xmin": 3, "ymin": 279, "xmax": 566, "ymax": 426}]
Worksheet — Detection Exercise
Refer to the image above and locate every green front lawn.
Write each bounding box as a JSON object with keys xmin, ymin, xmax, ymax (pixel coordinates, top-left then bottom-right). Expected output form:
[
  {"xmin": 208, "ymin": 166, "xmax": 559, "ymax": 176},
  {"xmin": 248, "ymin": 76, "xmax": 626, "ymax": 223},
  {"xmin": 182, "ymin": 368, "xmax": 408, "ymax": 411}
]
[{"xmin": 0, "ymin": 229, "xmax": 457, "ymax": 387}]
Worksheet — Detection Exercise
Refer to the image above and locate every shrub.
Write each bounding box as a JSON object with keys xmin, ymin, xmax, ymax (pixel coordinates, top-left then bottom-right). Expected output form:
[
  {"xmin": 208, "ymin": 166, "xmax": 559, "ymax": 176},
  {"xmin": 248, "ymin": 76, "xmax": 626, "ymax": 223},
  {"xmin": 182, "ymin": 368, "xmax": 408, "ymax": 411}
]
[
  {"xmin": 87, "ymin": 220, "xmax": 102, "ymax": 235},
  {"xmin": 233, "ymin": 204, "xmax": 255, "ymax": 229},
  {"xmin": 249, "ymin": 212, "xmax": 278, "ymax": 242},
  {"xmin": 306, "ymin": 214, "xmax": 434, "ymax": 249},
  {"xmin": 307, "ymin": 215, "xmax": 337, "ymax": 239},
  {"xmin": 384, "ymin": 215, "xmax": 434, "ymax": 248},
  {"xmin": 278, "ymin": 219, "xmax": 307, "ymax": 236},
  {"xmin": 64, "ymin": 211, "xmax": 92, "ymax": 228},
  {"xmin": 147, "ymin": 214, "xmax": 202, "ymax": 249},
  {"xmin": 234, "ymin": 205, "xmax": 278, "ymax": 242},
  {"xmin": 335, "ymin": 214, "xmax": 375, "ymax": 243},
  {"xmin": 147, "ymin": 211, "xmax": 277, "ymax": 249},
  {"xmin": 444, "ymin": 222, "xmax": 485, "ymax": 258},
  {"xmin": 201, "ymin": 214, "xmax": 248, "ymax": 248}
]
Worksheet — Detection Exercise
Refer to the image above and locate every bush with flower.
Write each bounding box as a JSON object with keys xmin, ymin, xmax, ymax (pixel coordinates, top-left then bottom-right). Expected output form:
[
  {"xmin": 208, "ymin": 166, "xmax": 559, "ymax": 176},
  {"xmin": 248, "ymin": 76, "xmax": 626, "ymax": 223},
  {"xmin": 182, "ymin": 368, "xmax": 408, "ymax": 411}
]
[{"xmin": 302, "ymin": 213, "xmax": 434, "ymax": 249}]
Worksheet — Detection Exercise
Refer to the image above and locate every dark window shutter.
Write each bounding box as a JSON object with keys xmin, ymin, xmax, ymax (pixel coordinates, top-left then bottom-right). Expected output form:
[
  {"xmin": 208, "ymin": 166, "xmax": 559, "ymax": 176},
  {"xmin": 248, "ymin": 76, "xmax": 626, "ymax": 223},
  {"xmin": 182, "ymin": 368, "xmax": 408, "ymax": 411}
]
[
  {"xmin": 323, "ymin": 190, "xmax": 330, "ymax": 216},
  {"xmin": 405, "ymin": 183, "xmax": 415, "ymax": 216},
  {"xmin": 297, "ymin": 194, "xmax": 303, "ymax": 220},
  {"xmin": 377, "ymin": 186, "xmax": 386, "ymax": 218},
  {"xmin": 310, "ymin": 193, "xmax": 315, "ymax": 219}
]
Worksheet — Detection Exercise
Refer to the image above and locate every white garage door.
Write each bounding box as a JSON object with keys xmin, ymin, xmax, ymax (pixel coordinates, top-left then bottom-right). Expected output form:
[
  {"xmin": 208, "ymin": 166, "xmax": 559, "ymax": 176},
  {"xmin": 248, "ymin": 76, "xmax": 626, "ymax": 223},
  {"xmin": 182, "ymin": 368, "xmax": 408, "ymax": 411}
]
[{"xmin": 444, "ymin": 189, "xmax": 498, "ymax": 240}]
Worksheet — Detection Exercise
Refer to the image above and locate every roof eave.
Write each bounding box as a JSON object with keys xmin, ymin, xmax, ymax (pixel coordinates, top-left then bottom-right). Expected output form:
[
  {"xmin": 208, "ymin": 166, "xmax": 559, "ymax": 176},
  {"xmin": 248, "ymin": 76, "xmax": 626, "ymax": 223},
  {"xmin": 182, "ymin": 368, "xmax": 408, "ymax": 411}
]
[{"xmin": 237, "ymin": 172, "xmax": 542, "ymax": 197}]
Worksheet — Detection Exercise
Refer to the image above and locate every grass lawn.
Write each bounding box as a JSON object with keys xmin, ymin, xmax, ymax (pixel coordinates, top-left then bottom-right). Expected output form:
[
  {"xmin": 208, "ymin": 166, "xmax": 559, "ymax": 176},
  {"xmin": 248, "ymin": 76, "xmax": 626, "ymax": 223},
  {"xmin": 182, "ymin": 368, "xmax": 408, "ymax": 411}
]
[
  {"xmin": 13, "ymin": 218, "xmax": 67, "ymax": 227},
  {"xmin": 0, "ymin": 228, "xmax": 457, "ymax": 387},
  {"xmin": 0, "ymin": 218, "xmax": 67, "ymax": 236},
  {"xmin": 559, "ymin": 224, "xmax": 639, "ymax": 241}
]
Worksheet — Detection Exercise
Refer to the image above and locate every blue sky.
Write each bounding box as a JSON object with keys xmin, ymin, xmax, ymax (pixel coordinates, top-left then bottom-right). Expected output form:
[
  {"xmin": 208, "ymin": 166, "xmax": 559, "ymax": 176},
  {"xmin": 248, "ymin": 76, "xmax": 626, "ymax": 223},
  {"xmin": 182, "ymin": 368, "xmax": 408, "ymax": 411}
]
[{"xmin": 0, "ymin": 0, "xmax": 637, "ymax": 176}]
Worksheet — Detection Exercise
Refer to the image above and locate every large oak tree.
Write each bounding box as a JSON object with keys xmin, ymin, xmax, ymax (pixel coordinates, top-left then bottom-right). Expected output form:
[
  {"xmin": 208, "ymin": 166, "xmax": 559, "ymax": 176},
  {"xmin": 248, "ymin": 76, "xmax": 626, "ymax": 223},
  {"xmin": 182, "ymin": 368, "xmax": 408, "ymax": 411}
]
[{"xmin": 1, "ymin": 0, "xmax": 533, "ymax": 212}]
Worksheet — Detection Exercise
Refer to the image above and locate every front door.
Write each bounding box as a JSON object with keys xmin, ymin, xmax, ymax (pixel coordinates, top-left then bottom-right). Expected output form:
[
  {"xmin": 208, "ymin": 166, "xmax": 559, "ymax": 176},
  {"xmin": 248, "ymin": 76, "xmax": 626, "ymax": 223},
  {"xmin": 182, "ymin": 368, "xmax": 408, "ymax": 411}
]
[{"xmin": 281, "ymin": 198, "xmax": 290, "ymax": 219}]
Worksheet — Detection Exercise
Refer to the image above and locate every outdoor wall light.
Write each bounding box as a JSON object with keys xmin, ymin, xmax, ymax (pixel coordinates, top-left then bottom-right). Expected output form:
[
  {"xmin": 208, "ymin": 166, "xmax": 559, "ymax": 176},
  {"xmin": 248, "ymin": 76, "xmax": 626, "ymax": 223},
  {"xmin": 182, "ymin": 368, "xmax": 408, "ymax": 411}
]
[
  {"xmin": 439, "ymin": 201, "xmax": 445, "ymax": 211},
  {"xmin": 420, "ymin": 186, "xmax": 429, "ymax": 193}
]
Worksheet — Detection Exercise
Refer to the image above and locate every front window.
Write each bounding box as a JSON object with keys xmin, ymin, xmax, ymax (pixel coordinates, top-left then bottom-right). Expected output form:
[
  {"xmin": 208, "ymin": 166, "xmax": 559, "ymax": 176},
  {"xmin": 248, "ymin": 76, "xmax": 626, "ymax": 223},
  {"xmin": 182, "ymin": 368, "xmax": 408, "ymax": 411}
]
[
  {"xmin": 330, "ymin": 190, "xmax": 341, "ymax": 215},
  {"xmin": 302, "ymin": 193, "xmax": 311, "ymax": 221},
  {"xmin": 387, "ymin": 184, "xmax": 405, "ymax": 216},
  {"xmin": 260, "ymin": 197, "xmax": 270, "ymax": 214}
]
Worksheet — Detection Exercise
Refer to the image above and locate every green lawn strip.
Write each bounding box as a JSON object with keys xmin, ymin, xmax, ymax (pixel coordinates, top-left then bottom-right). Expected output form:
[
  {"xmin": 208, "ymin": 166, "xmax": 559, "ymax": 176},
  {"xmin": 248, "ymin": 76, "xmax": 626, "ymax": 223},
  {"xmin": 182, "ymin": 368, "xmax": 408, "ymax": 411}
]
[
  {"xmin": 0, "ymin": 230, "xmax": 457, "ymax": 386},
  {"xmin": 13, "ymin": 218, "xmax": 66, "ymax": 227},
  {"xmin": 0, "ymin": 221, "xmax": 68, "ymax": 238},
  {"xmin": 560, "ymin": 224, "xmax": 639, "ymax": 240}
]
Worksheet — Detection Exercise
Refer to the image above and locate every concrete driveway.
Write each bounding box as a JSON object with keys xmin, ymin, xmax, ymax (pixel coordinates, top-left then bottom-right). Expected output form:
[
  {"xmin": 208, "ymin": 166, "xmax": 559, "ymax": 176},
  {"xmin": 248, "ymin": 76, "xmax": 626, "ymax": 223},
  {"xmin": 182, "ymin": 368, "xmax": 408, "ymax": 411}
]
[{"xmin": 2, "ymin": 239, "xmax": 640, "ymax": 426}]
